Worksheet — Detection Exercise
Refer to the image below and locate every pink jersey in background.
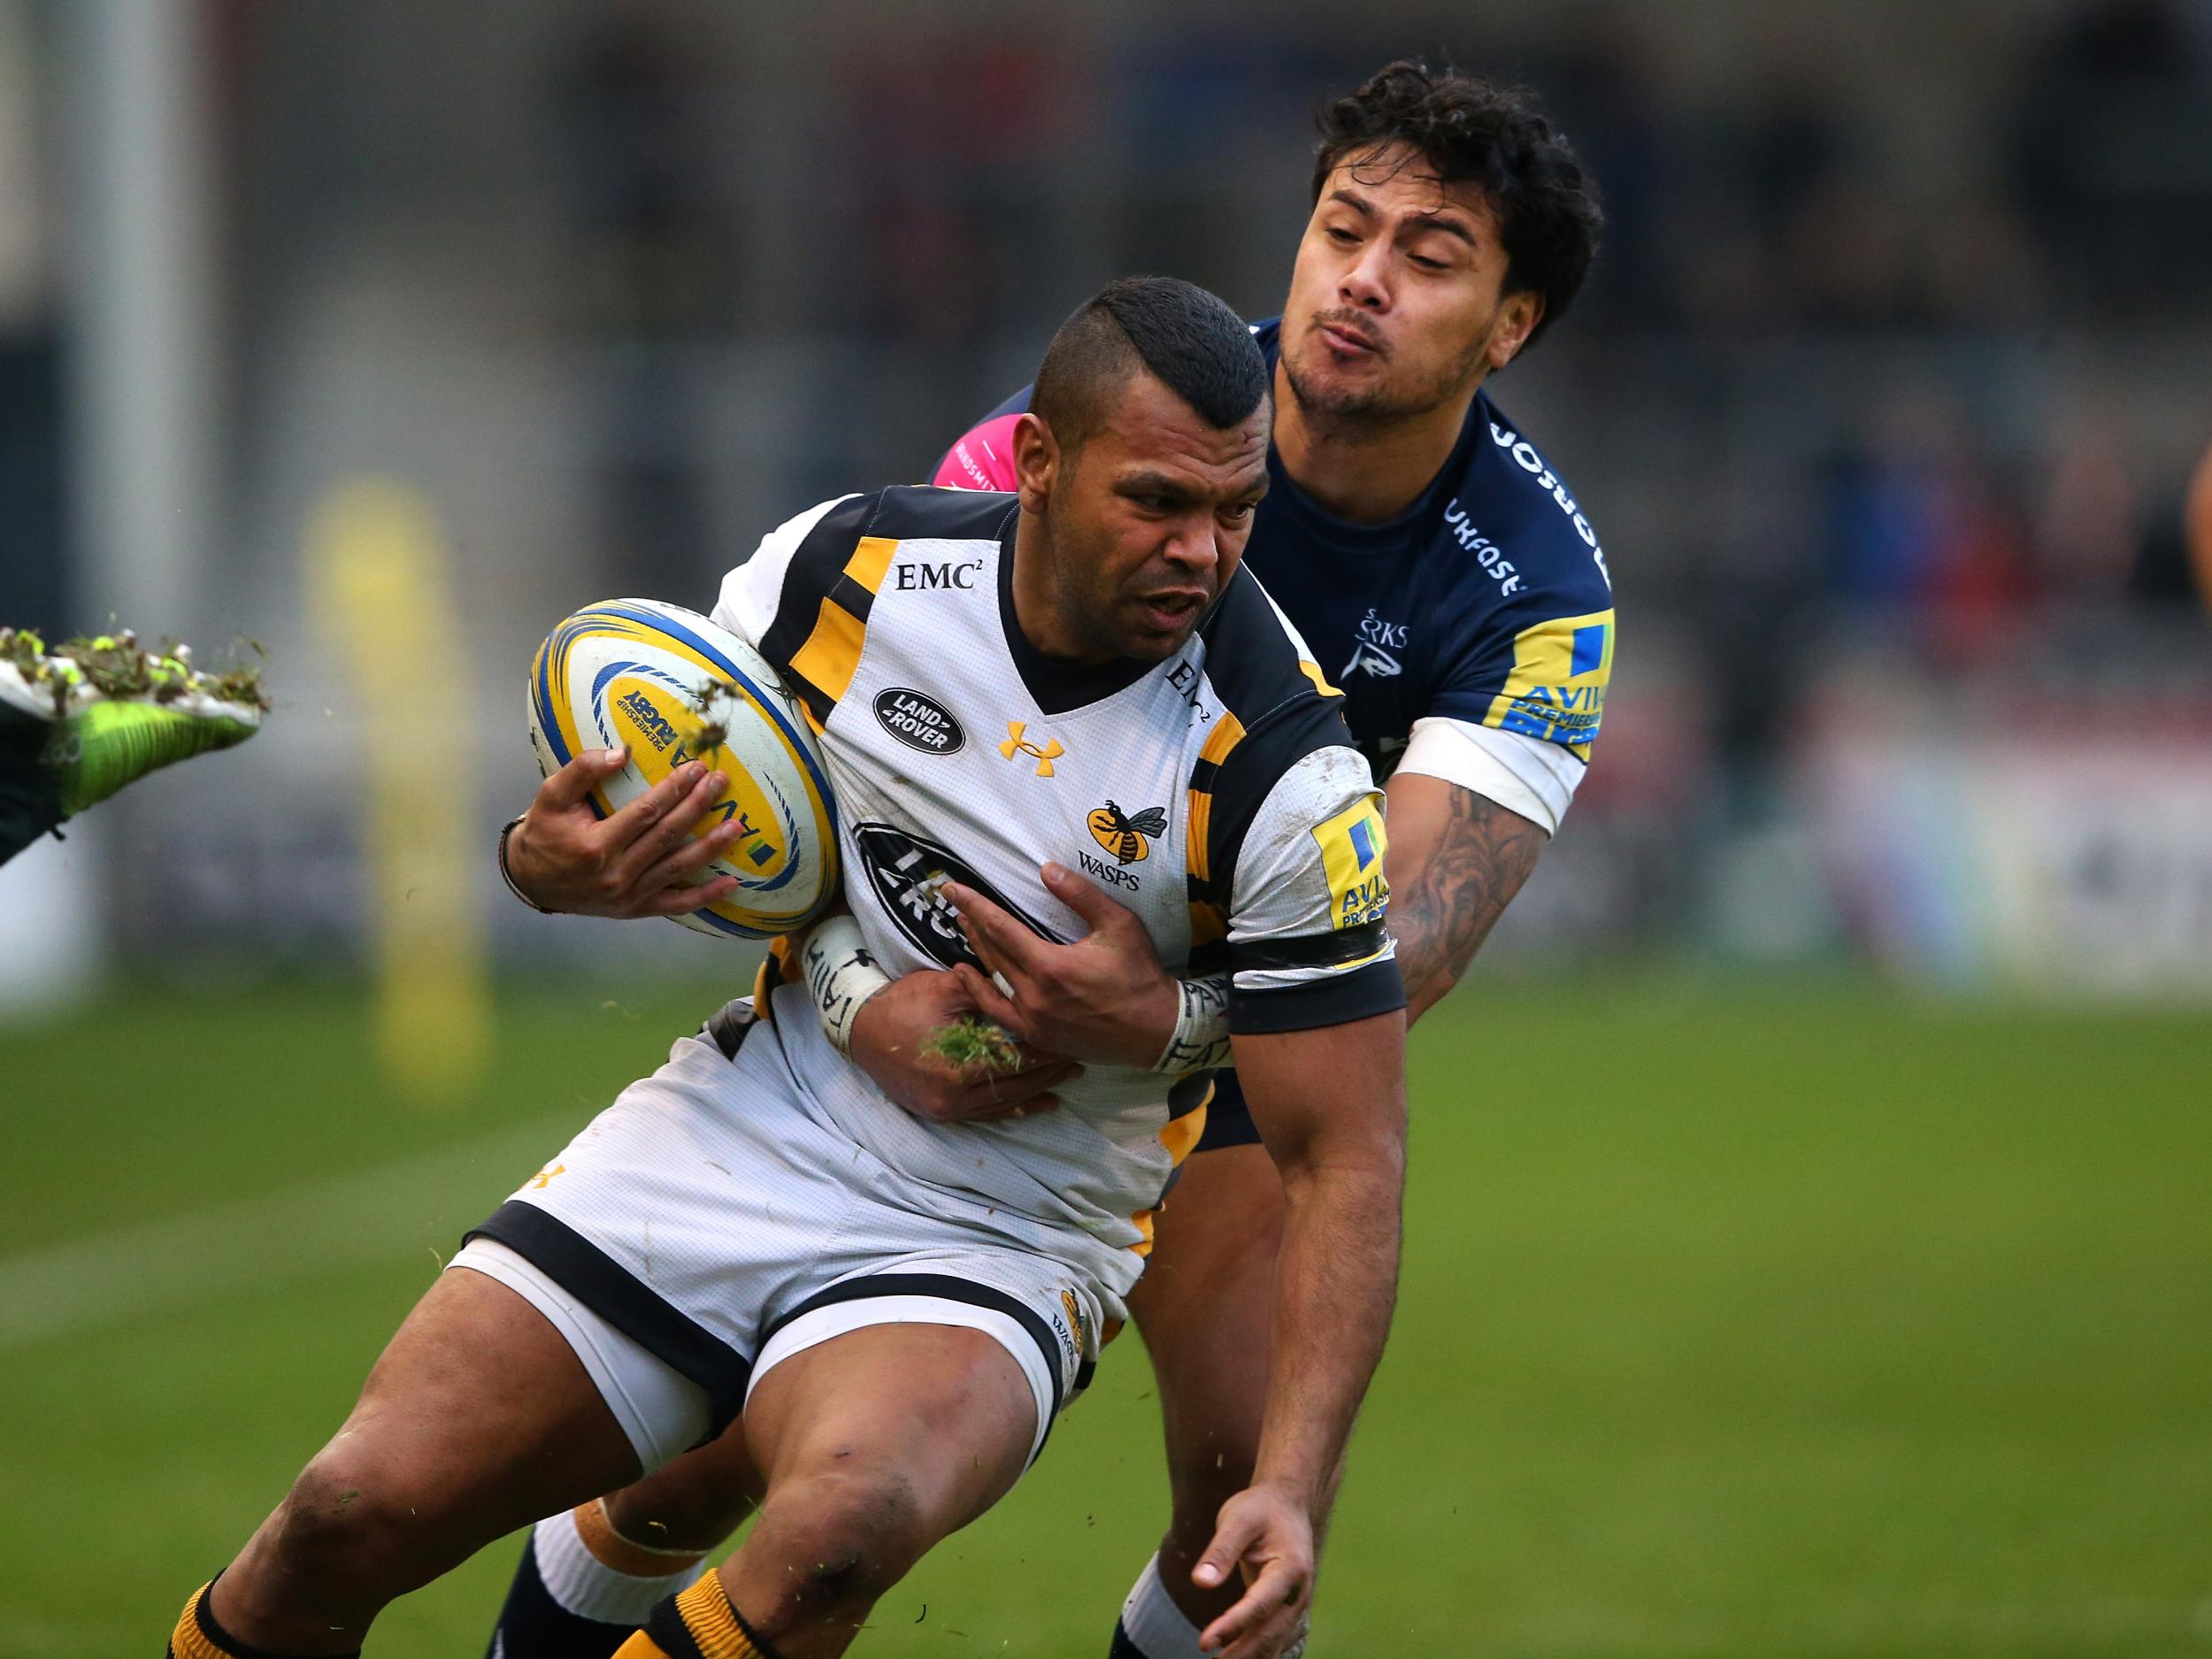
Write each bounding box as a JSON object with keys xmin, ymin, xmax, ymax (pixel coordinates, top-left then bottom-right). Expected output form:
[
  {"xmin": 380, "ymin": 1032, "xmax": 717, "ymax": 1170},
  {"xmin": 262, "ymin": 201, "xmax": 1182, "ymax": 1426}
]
[{"xmin": 931, "ymin": 413, "xmax": 1023, "ymax": 492}]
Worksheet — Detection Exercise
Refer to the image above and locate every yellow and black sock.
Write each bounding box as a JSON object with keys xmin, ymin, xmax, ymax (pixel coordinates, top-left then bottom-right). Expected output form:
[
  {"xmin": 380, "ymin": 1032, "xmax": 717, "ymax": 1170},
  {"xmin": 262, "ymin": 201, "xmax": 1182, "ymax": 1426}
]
[
  {"xmin": 166, "ymin": 1578, "xmax": 359, "ymax": 1659},
  {"xmin": 487, "ymin": 1501, "xmax": 710, "ymax": 1659},
  {"xmin": 615, "ymin": 1573, "xmax": 783, "ymax": 1659}
]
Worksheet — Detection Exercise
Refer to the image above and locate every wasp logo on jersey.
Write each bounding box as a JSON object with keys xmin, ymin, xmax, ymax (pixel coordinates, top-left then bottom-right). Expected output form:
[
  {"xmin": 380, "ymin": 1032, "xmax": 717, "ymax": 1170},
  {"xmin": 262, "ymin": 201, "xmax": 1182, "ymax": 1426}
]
[
  {"xmin": 1058, "ymin": 1288, "xmax": 1091, "ymax": 1366},
  {"xmin": 999, "ymin": 720, "xmax": 1064, "ymax": 776},
  {"xmin": 853, "ymin": 822, "xmax": 1064, "ymax": 971},
  {"xmin": 1484, "ymin": 609, "xmax": 1614, "ymax": 760},
  {"xmin": 1312, "ymin": 795, "xmax": 1389, "ymax": 931},
  {"xmin": 1087, "ymin": 801, "xmax": 1167, "ymax": 865}
]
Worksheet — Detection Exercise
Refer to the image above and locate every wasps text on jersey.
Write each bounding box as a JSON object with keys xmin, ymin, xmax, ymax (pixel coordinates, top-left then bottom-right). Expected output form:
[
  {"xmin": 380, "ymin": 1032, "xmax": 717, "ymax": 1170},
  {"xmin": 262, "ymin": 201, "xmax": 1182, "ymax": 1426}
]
[{"xmin": 713, "ymin": 485, "xmax": 1402, "ymax": 1302}]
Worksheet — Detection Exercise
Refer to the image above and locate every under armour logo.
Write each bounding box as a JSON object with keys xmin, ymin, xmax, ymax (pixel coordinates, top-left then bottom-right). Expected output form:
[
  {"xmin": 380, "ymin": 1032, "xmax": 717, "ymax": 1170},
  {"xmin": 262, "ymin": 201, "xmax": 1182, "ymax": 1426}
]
[
  {"xmin": 999, "ymin": 720, "xmax": 1064, "ymax": 776},
  {"xmin": 529, "ymin": 1164, "xmax": 565, "ymax": 1188}
]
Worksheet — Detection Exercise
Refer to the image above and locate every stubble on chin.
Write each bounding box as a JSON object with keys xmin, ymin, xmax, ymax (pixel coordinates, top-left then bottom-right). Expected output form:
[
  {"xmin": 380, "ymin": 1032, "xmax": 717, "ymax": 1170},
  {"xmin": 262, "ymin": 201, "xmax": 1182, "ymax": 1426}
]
[
  {"xmin": 1282, "ymin": 341, "xmax": 1390, "ymax": 425},
  {"xmin": 1285, "ymin": 319, "xmax": 1488, "ymax": 428}
]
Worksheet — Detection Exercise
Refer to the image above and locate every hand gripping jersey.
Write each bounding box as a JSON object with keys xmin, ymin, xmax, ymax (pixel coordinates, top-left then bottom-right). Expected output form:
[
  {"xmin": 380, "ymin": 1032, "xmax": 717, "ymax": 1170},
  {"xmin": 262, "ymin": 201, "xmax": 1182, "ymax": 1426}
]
[
  {"xmin": 716, "ymin": 485, "xmax": 1402, "ymax": 1299},
  {"xmin": 933, "ymin": 319, "xmax": 1617, "ymax": 834}
]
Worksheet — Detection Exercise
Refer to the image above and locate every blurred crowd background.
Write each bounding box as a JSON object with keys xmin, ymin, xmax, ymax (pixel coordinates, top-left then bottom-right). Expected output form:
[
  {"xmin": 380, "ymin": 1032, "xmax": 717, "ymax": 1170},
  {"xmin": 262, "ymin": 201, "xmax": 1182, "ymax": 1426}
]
[{"xmin": 2, "ymin": 0, "xmax": 2209, "ymax": 1020}]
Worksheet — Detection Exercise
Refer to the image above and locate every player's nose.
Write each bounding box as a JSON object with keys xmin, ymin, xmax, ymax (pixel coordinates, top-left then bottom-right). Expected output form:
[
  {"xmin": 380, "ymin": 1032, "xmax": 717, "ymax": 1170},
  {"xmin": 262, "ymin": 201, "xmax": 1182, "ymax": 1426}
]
[
  {"xmin": 1161, "ymin": 524, "xmax": 1220, "ymax": 577},
  {"xmin": 1341, "ymin": 242, "xmax": 1392, "ymax": 311}
]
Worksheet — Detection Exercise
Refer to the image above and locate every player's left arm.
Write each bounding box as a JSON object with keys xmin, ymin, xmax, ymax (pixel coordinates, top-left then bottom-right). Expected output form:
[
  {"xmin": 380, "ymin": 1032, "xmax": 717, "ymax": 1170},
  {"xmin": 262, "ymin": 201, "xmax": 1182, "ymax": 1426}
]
[
  {"xmin": 1381, "ymin": 771, "xmax": 1548, "ymax": 1023},
  {"xmin": 1383, "ymin": 569, "xmax": 1617, "ymax": 1018},
  {"xmin": 1196, "ymin": 1007, "xmax": 1404, "ymax": 1659},
  {"xmin": 1188, "ymin": 741, "xmax": 1408, "ymax": 1658}
]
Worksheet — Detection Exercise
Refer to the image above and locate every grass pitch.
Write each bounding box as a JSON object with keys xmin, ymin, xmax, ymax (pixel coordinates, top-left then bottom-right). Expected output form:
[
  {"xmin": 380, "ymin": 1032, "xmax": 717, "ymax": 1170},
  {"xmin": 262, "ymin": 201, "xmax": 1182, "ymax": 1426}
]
[{"xmin": 1, "ymin": 972, "xmax": 2207, "ymax": 1656}]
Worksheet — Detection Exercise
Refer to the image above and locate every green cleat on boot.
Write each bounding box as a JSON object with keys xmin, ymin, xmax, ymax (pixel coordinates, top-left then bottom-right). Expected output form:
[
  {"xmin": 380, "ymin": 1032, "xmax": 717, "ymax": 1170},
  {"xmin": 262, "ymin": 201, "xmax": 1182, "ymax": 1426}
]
[{"xmin": 0, "ymin": 626, "xmax": 267, "ymax": 818}]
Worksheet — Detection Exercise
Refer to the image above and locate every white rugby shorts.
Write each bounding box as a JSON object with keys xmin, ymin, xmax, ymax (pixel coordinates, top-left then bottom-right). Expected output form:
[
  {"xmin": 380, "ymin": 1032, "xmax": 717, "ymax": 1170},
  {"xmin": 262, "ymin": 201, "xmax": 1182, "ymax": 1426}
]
[{"xmin": 450, "ymin": 1002, "xmax": 1104, "ymax": 1474}]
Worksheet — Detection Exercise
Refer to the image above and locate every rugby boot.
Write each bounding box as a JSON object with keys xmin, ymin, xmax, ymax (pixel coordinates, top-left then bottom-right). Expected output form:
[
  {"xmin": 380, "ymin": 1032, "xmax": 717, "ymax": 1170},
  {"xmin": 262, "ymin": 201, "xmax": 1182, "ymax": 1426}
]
[{"xmin": 0, "ymin": 626, "xmax": 265, "ymax": 818}]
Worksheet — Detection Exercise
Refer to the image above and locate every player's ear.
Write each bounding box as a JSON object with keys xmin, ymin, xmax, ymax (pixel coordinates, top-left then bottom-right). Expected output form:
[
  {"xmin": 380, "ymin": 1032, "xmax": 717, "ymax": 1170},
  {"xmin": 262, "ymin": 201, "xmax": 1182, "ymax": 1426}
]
[
  {"xmin": 1487, "ymin": 289, "xmax": 1544, "ymax": 372},
  {"xmin": 1011, "ymin": 411, "xmax": 1060, "ymax": 511}
]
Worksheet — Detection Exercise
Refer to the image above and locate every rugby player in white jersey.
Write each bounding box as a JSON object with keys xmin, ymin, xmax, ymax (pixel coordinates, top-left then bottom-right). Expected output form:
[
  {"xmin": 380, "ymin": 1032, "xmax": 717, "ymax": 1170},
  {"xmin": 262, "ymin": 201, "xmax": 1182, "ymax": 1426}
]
[
  {"xmin": 165, "ymin": 278, "xmax": 1405, "ymax": 1659},
  {"xmin": 480, "ymin": 60, "xmax": 1611, "ymax": 1659}
]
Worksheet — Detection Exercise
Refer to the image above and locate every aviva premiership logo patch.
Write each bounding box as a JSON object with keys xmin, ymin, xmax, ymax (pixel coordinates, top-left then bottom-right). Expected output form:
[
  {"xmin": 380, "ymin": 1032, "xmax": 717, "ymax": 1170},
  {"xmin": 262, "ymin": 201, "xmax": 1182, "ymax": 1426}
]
[
  {"xmin": 1313, "ymin": 795, "xmax": 1389, "ymax": 931},
  {"xmin": 1484, "ymin": 609, "xmax": 1613, "ymax": 760}
]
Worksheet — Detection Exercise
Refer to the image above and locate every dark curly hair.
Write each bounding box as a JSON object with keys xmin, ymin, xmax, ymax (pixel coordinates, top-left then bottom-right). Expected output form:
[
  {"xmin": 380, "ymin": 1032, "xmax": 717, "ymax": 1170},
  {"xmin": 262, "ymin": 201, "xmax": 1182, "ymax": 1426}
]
[{"xmin": 1312, "ymin": 60, "xmax": 1603, "ymax": 355}]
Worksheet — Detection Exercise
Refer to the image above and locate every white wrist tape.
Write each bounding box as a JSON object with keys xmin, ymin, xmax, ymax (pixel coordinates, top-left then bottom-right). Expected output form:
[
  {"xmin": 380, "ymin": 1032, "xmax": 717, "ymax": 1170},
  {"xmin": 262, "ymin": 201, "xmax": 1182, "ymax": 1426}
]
[
  {"xmin": 1153, "ymin": 973, "xmax": 1233, "ymax": 1074},
  {"xmin": 802, "ymin": 914, "xmax": 892, "ymax": 1057}
]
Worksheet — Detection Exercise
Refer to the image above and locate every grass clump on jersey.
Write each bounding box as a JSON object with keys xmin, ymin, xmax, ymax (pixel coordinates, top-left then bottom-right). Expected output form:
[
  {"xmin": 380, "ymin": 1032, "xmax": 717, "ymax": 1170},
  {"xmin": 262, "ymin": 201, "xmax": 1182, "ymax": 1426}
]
[
  {"xmin": 920, "ymin": 1014, "xmax": 1025, "ymax": 1076},
  {"xmin": 2, "ymin": 972, "xmax": 2208, "ymax": 1656}
]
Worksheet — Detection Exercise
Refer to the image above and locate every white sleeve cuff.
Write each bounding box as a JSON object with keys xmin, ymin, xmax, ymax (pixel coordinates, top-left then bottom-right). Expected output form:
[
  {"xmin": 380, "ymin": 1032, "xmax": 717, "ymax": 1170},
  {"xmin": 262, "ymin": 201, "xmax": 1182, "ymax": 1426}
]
[{"xmin": 1393, "ymin": 716, "xmax": 1578, "ymax": 835}]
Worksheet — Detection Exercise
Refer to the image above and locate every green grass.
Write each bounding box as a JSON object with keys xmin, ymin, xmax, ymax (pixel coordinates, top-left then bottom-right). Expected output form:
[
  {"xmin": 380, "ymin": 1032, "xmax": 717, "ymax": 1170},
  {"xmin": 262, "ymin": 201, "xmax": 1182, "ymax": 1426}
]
[{"xmin": 1, "ymin": 974, "xmax": 2208, "ymax": 1655}]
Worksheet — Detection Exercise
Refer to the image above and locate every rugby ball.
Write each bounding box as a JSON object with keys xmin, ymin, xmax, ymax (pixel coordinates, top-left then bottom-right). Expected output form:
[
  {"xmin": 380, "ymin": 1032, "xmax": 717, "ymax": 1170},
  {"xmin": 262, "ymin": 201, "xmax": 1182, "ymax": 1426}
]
[{"xmin": 527, "ymin": 599, "xmax": 838, "ymax": 939}]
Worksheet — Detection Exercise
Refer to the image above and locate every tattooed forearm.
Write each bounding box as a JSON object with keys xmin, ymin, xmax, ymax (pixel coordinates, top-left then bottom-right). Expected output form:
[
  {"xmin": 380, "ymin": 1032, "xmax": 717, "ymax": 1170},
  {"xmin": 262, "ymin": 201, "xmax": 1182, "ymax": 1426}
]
[{"xmin": 1385, "ymin": 780, "xmax": 1548, "ymax": 1025}]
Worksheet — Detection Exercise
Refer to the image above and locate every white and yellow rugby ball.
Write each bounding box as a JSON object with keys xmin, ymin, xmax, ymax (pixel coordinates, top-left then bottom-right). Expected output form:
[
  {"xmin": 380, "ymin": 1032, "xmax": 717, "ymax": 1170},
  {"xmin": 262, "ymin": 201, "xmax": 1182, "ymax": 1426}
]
[{"xmin": 528, "ymin": 599, "xmax": 838, "ymax": 939}]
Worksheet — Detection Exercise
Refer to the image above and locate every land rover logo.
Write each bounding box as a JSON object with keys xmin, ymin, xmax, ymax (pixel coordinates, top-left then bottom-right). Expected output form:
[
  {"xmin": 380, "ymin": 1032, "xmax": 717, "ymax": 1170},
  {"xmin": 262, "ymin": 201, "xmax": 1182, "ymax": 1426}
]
[
  {"xmin": 853, "ymin": 821, "xmax": 1062, "ymax": 971},
  {"xmin": 873, "ymin": 687, "xmax": 965, "ymax": 755}
]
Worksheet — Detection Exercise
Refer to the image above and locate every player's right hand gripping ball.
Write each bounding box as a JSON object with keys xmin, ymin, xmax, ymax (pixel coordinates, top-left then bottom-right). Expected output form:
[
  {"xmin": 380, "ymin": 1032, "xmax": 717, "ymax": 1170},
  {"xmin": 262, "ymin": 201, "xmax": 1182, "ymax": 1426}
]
[{"xmin": 528, "ymin": 599, "xmax": 838, "ymax": 938}]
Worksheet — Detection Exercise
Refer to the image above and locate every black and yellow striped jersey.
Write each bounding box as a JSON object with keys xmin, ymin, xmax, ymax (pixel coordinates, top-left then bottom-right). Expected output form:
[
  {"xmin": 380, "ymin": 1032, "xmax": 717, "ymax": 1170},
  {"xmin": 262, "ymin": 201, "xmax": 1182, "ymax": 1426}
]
[{"xmin": 710, "ymin": 484, "xmax": 1401, "ymax": 1280}]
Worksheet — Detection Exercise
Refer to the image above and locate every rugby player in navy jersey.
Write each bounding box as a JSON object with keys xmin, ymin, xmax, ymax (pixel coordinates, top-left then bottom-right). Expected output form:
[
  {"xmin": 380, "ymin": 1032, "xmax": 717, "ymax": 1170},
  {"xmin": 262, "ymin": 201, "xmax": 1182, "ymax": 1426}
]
[{"xmin": 485, "ymin": 59, "xmax": 1609, "ymax": 1659}]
